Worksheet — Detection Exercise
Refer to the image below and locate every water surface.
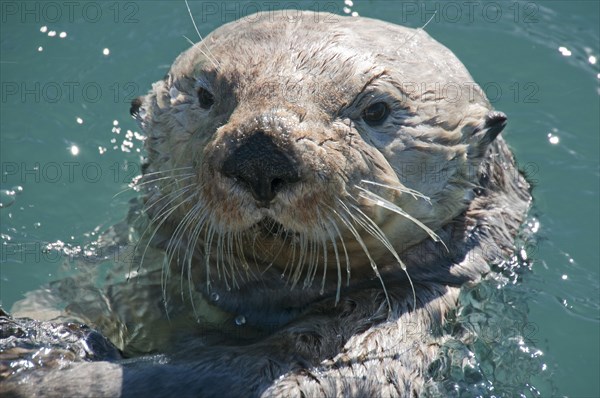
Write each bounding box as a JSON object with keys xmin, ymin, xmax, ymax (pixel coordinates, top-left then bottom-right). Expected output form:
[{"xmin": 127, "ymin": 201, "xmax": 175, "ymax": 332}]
[{"xmin": 1, "ymin": 1, "xmax": 598, "ymax": 396}]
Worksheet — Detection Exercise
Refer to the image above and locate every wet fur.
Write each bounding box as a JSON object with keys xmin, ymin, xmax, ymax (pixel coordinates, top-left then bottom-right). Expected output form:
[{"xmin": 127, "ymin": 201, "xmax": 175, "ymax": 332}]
[{"xmin": 1, "ymin": 11, "xmax": 530, "ymax": 398}]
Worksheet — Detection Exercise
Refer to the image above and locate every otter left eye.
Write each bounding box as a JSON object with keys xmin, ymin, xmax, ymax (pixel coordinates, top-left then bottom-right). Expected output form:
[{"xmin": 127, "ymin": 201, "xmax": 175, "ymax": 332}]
[
  {"xmin": 197, "ymin": 87, "xmax": 215, "ymax": 109},
  {"xmin": 362, "ymin": 102, "xmax": 390, "ymax": 126}
]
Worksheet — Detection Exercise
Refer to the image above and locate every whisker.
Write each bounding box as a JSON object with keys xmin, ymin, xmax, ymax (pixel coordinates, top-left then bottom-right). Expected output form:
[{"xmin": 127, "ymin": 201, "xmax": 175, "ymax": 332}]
[
  {"xmin": 304, "ymin": 236, "xmax": 319, "ymax": 289},
  {"xmin": 163, "ymin": 197, "xmax": 204, "ymax": 311},
  {"xmin": 140, "ymin": 181, "xmax": 196, "ymax": 222},
  {"xmin": 184, "ymin": 0, "xmax": 221, "ymax": 70},
  {"xmin": 360, "ymin": 180, "xmax": 432, "ymax": 204},
  {"xmin": 204, "ymin": 222, "xmax": 217, "ymax": 292},
  {"xmin": 128, "ymin": 183, "xmax": 196, "ymax": 237},
  {"xmin": 356, "ymin": 186, "xmax": 448, "ymax": 252},
  {"xmin": 113, "ymin": 171, "xmax": 195, "ymax": 198},
  {"xmin": 324, "ymin": 215, "xmax": 343, "ymax": 304},
  {"xmin": 261, "ymin": 226, "xmax": 290, "ymax": 277},
  {"xmin": 138, "ymin": 194, "xmax": 193, "ymax": 315},
  {"xmin": 226, "ymin": 231, "xmax": 241, "ymax": 288},
  {"xmin": 235, "ymin": 231, "xmax": 253, "ymax": 278},
  {"xmin": 160, "ymin": 186, "xmax": 206, "ymax": 299},
  {"xmin": 290, "ymin": 232, "xmax": 308, "ymax": 290},
  {"xmin": 120, "ymin": 175, "xmax": 197, "ymax": 238},
  {"xmin": 138, "ymin": 166, "xmax": 194, "ymax": 179},
  {"xmin": 182, "ymin": 204, "xmax": 210, "ymax": 317},
  {"xmin": 333, "ymin": 200, "xmax": 393, "ymax": 313},
  {"xmin": 327, "ymin": 212, "xmax": 351, "ymax": 287},
  {"xmin": 346, "ymin": 199, "xmax": 417, "ymax": 312},
  {"xmin": 135, "ymin": 188, "xmax": 193, "ymax": 274},
  {"xmin": 276, "ymin": 229, "xmax": 295, "ymax": 280},
  {"xmin": 183, "ymin": 35, "xmax": 195, "ymax": 47},
  {"xmin": 320, "ymin": 232, "xmax": 328, "ymax": 296},
  {"xmin": 134, "ymin": 184, "xmax": 196, "ymax": 270},
  {"xmin": 133, "ymin": 173, "xmax": 195, "ymax": 189}
]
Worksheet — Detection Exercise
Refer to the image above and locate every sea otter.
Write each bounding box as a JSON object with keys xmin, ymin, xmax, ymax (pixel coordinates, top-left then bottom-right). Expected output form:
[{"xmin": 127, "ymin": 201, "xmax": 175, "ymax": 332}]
[{"xmin": 0, "ymin": 10, "xmax": 531, "ymax": 397}]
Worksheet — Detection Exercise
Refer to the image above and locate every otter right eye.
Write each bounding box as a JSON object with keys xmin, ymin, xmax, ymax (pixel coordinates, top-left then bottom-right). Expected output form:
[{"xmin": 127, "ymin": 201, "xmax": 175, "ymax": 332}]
[{"xmin": 197, "ymin": 87, "xmax": 215, "ymax": 109}]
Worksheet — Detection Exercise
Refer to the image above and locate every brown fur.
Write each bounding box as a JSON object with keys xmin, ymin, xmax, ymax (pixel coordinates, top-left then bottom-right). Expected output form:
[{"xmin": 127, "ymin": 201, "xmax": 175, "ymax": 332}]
[{"xmin": 1, "ymin": 11, "xmax": 530, "ymax": 397}]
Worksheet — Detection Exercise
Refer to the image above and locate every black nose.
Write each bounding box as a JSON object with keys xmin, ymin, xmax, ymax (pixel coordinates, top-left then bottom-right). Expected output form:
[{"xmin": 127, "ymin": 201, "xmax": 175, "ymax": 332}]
[{"xmin": 221, "ymin": 131, "xmax": 300, "ymax": 204}]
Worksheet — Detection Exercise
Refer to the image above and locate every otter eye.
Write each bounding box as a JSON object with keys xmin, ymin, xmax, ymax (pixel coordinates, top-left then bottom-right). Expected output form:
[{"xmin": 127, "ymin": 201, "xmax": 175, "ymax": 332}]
[
  {"xmin": 362, "ymin": 102, "xmax": 389, "ymax": 126},
  {"xmin": 197, "ymin": 87, "xmax": 214, "ymax": 109}
]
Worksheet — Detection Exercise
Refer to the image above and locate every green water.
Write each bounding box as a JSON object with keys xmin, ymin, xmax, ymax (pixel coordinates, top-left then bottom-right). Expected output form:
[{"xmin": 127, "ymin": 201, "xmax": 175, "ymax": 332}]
[{"xmin": 1, "ymin": 1, "xmax": 598, "ymax": 396}]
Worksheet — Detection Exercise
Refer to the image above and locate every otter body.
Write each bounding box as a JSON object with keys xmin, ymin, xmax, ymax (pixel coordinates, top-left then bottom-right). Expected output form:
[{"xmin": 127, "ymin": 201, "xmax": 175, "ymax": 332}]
[{"xmin": 1, "ymin": 11, "xmax": 530, "ymax": 397}]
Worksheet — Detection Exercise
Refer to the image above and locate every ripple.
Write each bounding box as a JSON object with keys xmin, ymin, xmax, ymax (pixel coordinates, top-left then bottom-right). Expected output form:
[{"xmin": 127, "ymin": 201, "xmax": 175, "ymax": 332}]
[{"xmin": 0, "ymin": 189, "xmax": 17, "ymax": 208}]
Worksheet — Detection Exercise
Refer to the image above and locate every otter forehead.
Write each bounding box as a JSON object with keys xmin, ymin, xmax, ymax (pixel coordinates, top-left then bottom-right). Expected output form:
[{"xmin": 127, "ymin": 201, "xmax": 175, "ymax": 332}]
[{"xmin": 167, "ymin": 11, "xmax": 487, "ymax": 116}]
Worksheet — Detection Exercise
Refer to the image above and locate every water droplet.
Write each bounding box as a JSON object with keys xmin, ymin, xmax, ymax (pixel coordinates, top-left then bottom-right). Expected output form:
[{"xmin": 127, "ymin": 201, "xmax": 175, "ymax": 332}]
[
  {"xmin": 547, "ymin": 133, "xmax": 560, "ymax": 145},
  {"xmin": 558, "ymin": 46, "xmax": 572, "ymax": 57},
  {"xmin": 0, "ymin": 189, "xmax": 16, "ymax": 208},
  {"xmin": 40, "ymin": 26, "xmax": 48, "ymax": 33},
  {"xmin": 12, "ymin": 186, "xmax": 23, "ymax": 194},
  {"xmin": 519, "ymin": 248, "xmax": 528, "ymax": 260},
  {"xmin": 530, "ymin": 219, "xmax": 540, "ymax": 233},
  {"xmin": 103, "ymin": 48, "xmax": 110, "ymax": 56},
  {"xmin": 33, "ymin": 222, "xmax": 41, "ymax": 229},
  {"xmin": 234, "ymin": 315, "xmax": 246, "ymax": 326},
  {"xmin": 209, "ymin": 292, "xmax": 220, "ymax": 302}
]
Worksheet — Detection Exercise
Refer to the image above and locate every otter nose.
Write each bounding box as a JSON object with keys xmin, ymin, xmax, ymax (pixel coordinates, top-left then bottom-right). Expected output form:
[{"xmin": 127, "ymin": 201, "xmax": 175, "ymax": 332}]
[{"xmin": 221, "ymin": 131, "xmax": 300, "ymax": 204}]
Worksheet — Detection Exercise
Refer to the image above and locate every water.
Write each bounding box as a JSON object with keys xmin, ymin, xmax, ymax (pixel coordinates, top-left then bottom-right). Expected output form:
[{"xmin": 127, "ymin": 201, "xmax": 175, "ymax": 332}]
[{"xmin": 1, "ymin": 1, "xmax": 598, "ymax": 396}]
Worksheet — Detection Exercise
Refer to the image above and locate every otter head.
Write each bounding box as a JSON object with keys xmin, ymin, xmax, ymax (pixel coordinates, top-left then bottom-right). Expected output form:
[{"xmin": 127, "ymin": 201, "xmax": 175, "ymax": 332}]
[{"xmin": 131, "ymin": 11, "xmax": 507, "ymax": 290}]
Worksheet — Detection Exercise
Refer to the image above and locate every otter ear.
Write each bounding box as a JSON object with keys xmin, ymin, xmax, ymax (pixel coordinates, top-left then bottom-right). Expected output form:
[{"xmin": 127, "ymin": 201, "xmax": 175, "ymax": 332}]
[
  {"xmin": 130, "ymin": 80, "xmax": 169, "ymax": 131},
  {"xmin": 130, "ymin": 96, "xmax": 144, "ymax": 121},
  {"xmin": 468, "ymin": 111, "xmax": 507, "ymax": 160}
]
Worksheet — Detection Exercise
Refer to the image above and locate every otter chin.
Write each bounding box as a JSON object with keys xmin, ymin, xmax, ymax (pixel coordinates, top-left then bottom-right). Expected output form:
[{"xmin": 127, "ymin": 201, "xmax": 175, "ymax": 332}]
[{"xmin": 2, "ymin": 10, "xmax": 531, "ymax": 398}]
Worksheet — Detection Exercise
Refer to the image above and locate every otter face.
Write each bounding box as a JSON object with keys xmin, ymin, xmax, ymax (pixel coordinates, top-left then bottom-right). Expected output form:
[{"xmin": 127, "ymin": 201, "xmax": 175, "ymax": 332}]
[{"xmin": 131, "ymin": 11, "xmax": 506, "ymax": 285}]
